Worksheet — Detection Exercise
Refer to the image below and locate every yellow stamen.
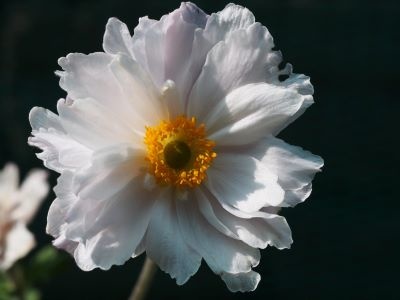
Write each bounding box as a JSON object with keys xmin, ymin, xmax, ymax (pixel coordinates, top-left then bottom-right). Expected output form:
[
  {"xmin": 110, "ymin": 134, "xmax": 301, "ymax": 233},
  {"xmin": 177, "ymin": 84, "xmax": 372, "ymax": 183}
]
[{"xmin": 144, "ymin": 116, "xmax": 216, "ymax": 188}]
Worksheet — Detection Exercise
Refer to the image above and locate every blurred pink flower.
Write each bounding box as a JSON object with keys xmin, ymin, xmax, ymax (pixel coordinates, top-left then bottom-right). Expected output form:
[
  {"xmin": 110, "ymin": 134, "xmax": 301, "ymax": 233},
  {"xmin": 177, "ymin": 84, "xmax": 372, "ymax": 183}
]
[{"xmin": 0, "ymin": 163, "xmax": 49, "ymax": 270}]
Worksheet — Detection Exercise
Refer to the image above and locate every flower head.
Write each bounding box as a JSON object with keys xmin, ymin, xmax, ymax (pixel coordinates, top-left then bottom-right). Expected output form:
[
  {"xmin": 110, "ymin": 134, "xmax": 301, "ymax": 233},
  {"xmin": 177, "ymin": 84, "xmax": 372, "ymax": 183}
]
[
  {"xmin": 0, "ymin": 163, "xmax": 49, "ymax": 270},
  {"xmin": 29, "ymin": 2, "xmax": 323, "ymax": 292}
]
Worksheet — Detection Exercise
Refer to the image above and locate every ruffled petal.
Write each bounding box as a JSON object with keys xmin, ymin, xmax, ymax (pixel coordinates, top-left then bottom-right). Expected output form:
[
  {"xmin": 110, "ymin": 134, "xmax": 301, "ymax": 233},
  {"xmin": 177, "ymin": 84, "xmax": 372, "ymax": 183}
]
[
  {"xmin": 48, "ymin": 145, "xmax": 152, "ymax": 271},
  {"xmin": 57, "ymin": 52, "xmax": 121, "ymax": 106},
  {"xmin": 29, "ymin": 107, "xmax": 92, "ymax": 173},
  {"xmin": 108, "ymin": 54, "xmax": 166, "ymax": 127},
  {"xmin": 241, "ymin": 136, "xmax": 323, "ymax": 207},
  {"xmin": 188, "ymin": 22, "xmax": 284, "ymax": 121},
  {"xmin": 103, "ymin": 17, "xmax": 134, "ymax": 57},
  {"xmin": 145, "ymin": 192, "xmax": 202, "ymax": 285},
  {"xmin": 203, "ymin": 82, "xmax": 311, "ymax": 146},
  {"xmin": 198, "ymin": 187, "xmax": 292, "ymax": 249},
  {"xmin": 57, "ymin": 53, "xmax": 162, "ymax": 135},
  {"xmin": 11, "ymin": 169, "xmax": 49, "ymax": 223},
  {"xmin": 208, "ymin": 3, "xmax": 255, "ymax": 37},
  {"xmin": 205, "ymin": 153, "xmax": 285, "ymax": 212},
  {"xmin": 221, "ymin": 270, "xmax": 261, "ymax": 292},
  {"xmin": 177, "ymin": 195, "xmax": 260, "ymax": 276},
  {"xmin": 56, "ymin": 98, "xmax": 136, "ymax": 150},
  {"xmin": 0, "ymin": 223, "xmax": 35, "ymax": 270},
  {"xmin": 131, "ymin": 2, "xmax": 208, "ymax": 103}
]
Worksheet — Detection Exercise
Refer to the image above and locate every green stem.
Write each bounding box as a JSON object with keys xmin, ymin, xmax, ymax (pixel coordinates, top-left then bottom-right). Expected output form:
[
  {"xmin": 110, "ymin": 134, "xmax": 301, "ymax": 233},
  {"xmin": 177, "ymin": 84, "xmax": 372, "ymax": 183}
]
[{"xmin": 128, "ymin": 257, "xmax": 157, "ymax": 300}]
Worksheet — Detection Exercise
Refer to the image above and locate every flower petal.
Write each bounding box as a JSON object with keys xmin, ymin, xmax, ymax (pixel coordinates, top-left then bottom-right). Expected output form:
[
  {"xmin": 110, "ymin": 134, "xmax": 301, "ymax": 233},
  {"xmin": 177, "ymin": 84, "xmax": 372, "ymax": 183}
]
[
  {"xmin": 29, "ymin": 107, "xmax": 92, "ymax": 173},
  {"xmin": 49, "ymin": 146, "xmax": 151, "ymax": 271},
  {"xmin": 108, "ymin": 54, "xmax": 166, "ymax": 127},
  {"xmin": 0, "ymin": 163, "xmax": 19, "ymax": 197},
  {"xmin": 177, "ymin": 196, "xmax": 260, "ymax": 275},
  {"xmin": 245, "ymin": 136, "xmax": 323, "ymax": 207},
  {"xmin": 57, "ymin": 52, "xmax": 159, "ymax": 133},
  {"xmin": 204, "ymin": 82, "xmax": 311, "ymax": 146},
  {"xmin": 63, "ymin": 145, "xmax": 145, "ymax": 241},
  {"xmin": 221, "ymin": 270, "xmax": 261, "ymax": 292},
  {"xmin": 46, "ymin": 171, "xmax": 78, "ymax": 238},
  {"xmin": 209, "ymin": 3, "xmax": 255, "ymax": 36},
  {"xmin": 188, "ymin": 22, "xmax": 283, "ymax": 121},
  {"xmin": 0, "ymin": 223, "xmax": 35, "ymax": 270},
  {"xmin": 145, "ymin": 192, "xmax": 202, "ymax": 285},
  {"xmin": 57, "ymin": 52, "xmax": 121, "ymax": 106},
  {"xmin": 199, "ymin": 187, "xmax": 292, "ymax": 249},
  {"xmin": 131, "ymin": 3, "xmax": 208, "ymax": 102},
  {"xmin": 205, "ymin": 153, "xmax": 285, "ymax": 212},
  {"xmin": 56, "ymin": 97, "xmax": 137, "ymax": 150},
  {"xmin": 11, "ymin": 169, "xmax": 49, "ymax": 223},
  {"xmin": 103, "ymin": 17, "xmax": 134, "ymax": 57}
]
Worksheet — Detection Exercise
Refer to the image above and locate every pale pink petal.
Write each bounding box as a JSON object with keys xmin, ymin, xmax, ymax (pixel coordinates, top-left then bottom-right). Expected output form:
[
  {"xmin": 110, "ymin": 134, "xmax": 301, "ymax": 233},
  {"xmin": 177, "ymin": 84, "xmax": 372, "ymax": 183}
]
[
  {"xmin": 0, "ymin": 223, "xmax": 35, "ymax": 270},
  {"xmin": 0, "ymin": 163, "xmax": 19, "ymax": 196},
  {"xmin": 11, "ymin": 169, "xmax": 49, "ymax": 223}
]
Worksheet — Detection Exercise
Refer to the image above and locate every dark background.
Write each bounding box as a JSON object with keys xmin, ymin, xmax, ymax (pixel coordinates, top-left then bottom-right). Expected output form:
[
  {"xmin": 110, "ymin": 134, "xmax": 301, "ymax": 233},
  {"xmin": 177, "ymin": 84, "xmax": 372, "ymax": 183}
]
[{"xmin": 0, "ymin": 0, "xmax": 398, "ymax": 299}]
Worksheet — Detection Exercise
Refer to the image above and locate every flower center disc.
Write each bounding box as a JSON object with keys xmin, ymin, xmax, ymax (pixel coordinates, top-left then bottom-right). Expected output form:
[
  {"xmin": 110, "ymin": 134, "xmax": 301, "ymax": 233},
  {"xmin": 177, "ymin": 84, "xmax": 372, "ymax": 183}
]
[
  {"xmin": 144, "ymin": 116, "xmax": 216, "ymax": 188},
  {"xmin": 164, "ymin": 140, "xmax": 191, "ymax": 169}
]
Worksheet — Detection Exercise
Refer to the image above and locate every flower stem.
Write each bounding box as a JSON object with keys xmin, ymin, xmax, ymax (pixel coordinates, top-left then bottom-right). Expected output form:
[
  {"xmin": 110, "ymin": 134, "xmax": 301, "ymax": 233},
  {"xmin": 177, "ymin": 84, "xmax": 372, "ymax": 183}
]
[{"xmin": 128, "ymin": 257, "xmax": 157, "ymax": 300}]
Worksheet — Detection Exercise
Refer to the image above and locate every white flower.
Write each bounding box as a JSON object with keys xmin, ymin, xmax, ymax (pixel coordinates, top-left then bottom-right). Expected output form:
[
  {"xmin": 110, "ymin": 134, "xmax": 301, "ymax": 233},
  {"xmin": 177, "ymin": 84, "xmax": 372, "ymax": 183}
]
[
  {"xmin": 0, "ymin": 163, "xmax": 49, "ymax": 270},
  {"xmin": 28, "ymin": 2, "xmax": 323, "ymax": 292}
]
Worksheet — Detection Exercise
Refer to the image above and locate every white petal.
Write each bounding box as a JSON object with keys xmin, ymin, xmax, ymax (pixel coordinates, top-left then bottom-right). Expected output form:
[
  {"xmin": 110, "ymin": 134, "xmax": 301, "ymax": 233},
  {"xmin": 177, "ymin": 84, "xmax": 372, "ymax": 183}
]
[
  {"xmin": 108, "ymin": 54, "xmax": 166, "ymax": 127},
  {"xmin": 177, "ymin": 196, "xmax": 260, "ymax": 275},
  {"xmin": 0, "ymin": 163, "xmax": 19, "ymax": 196},
  {"xmin": 57, "ymin": 52, "xmax": 120, "ymax": 106},
  {"xmin": 199, "ymin": 187, "xmax": 292, "ymax": 249},
  {"xmin": 130, "ymin": 16, "xmax": 157, "ymax": 71},
  {"xmin": 50, "ymin": 146, "xmax": 152, "ymax": 271},
  {"xmin": 188, "ymin": 22, "xmax": 282, "ymax": 120},
  {"xmin": 205, "ymin": 4, "xmax": 255, "ymax": 42},
  {"xmin": 59, "ymin": 96, "xmax": 137, "ymax": 149},
  {"xmin": 103, "ymin": 17, "xmax": 134, "ymax": 57},
  {"xmin": 11, "ymin": 169, "xmax": 49, "ymax": 223},
  {"xmin": 161, "ymin": 80, "xmax": 184, "ymax": 118},
  {"xmin": 131, "ymin": 3, "xmax": 208, "ymax": 103},
  {"xmin": 204, "ymin": 82, "xmax": 311, "ymax": 146},
  {"xmin": 0, "ymin": 223, "xmax": 35, "ymax": 270},
  {"xmin": 245, "ymin": 136, "xmax": 323, "ymax": 207},
  {"xmin": 195, "ymin": 188, "xmax": 237, "ymax": 240},
  {"xmin": 57, "ymin": 53, "xmax": 152, "ymax": 134},
  {"xmin": 29, "ymin": 107, "xmax": 92, "ymax": 173},
  {"xmin": 145, "ymin": 193, "xmax": 202, "ymax": 285},
  {"xmin": 62, "ymin": 145, "xmax": 144, "ymax": 240},
  {"xmin": 221, "ymin": 270, "xmax": 261, "ymax": 292},
  {"xmin": 53, "ymin": 236, "xmax": 78, "ymax": 255},
  {"xmin": 46, "ymin": 171, "xmax": 77, "ymax": 238},
  {"xmin": 206, "ymin": 153, "xmax": 285, "ymax": 212}
]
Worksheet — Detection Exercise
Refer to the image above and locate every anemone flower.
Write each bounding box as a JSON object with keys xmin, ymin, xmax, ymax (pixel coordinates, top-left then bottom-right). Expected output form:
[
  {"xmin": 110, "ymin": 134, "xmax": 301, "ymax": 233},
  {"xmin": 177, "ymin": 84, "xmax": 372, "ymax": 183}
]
[{"xmin": 29, "ymin": 2, "xmax": 323, "ymax": 292}]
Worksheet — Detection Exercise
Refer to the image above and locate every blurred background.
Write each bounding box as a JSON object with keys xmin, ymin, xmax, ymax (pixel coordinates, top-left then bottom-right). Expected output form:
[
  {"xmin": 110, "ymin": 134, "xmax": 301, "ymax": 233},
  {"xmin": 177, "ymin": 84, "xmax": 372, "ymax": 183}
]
[{"xmin": 0, "ymin": 0, "xmax": 398, "ymax": 299}]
